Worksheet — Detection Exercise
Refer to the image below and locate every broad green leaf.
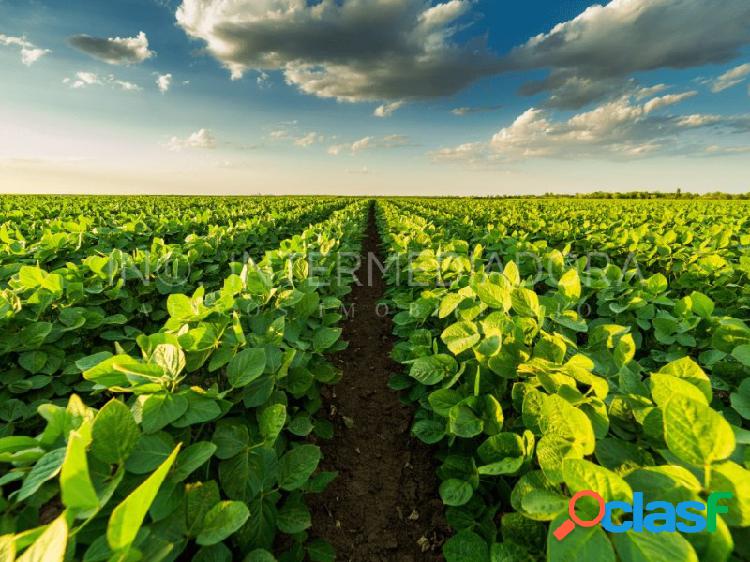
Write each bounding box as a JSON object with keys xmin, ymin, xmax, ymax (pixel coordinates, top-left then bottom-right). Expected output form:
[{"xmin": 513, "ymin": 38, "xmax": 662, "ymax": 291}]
[
  {"xmin": 663, "ymin": 395, "xmax": 735, "ymax": 466},
  {"xmin": 276, "ymin": 500, "xmax": 312, "ymax": 534},
  {"xmin": 125, "ymin": 432, "xmax": 175, "ymax": 474},
  {"xmin": 412, "ymin": 419, "xmax": 446, "ymax": 444},
  {"xmin": 441, "ymin": 321, "xmax": 480, "ymax": 355},
  {"xmin": 196, "ymin": 501, "xmax": 250, "ymax": 546},
  {"xmin": 227, "ymin": 348, "xmax": 266, "ymax": 388},
  {"xmin": 91, "ymin": 399, "xmax": 140, "ymax": 465},
  {"xmin": 172, "ymin": 442, "xmax": 217, "ymax": 482},
  {"xmin": 312, "ymin": 327, "xmax": 341, "ymax": 351},
  {"xmin": 611, "ymin": 530, "xmax": 698, "ymax": 562},
  {"xmin": 141, "ymin": 393, "xmax": 189, "ymax": 434},
  {"xmin": 656, "ymin": 357, "xmax": 711, "ymax": 402},
  {"xmin": 547, "ymin": 513, "xmax": 614, "ymax": 562},
  {"xmin": 732, "ymin": 344, "xmax": 750, "ymax": 367},
  {"xmin": 511, "ymin": 288, "xmax": 540, "ymax": 318},
  {"xmin": 558, "ymin": 269, "xmax": 581, "ymax": 300},
  {"xmin": 259, "ymin": 404, "xmax": 287, "ymax": 441},
  {"xmin": 60, "ymin": 422, "xmax": 99, "ymax": 511},
  {"xmin": 562, "ymin": 458, "xmax": 632, "ymax": 503},
  {"xmin": 443, "ymin": 530, "xmax": 488, "ymax": 562},
  {"xmin": 476, "ymin": 281, "xmax": 511, "ymax": 310},
  {"xmin": 731, "ymin": 379, "xmax": 750, "ymax": 420},
  {"xmin": 409, "ymin": 354, "xmax": 457, "ymax": 385},
  {"xmin": 15, "ymin": 448, "xmax": 65, "ymax": 502},
  {"xmin": 650, "ymin": 373, "xmax": 708, "ymax": 407},
  {"xmin": 439, "ymin": 479, "xmax": 473, "ymax": 506},
  {"xmin": 107, "ymin": 444, "xmax": 181, "ymax": 551},
  {"xmin": 709, "ymin": 461, "xmax": 750, "ymax": 526},
  {"xmin": 278, "ymin": 445, "xmax": 321, "ymax": 491}
]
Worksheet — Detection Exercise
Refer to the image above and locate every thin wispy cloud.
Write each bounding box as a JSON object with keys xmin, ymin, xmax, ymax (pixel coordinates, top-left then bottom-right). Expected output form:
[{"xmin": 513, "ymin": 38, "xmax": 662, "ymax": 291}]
[
  {"xmin": 63, "ymin": 71, "xmax": 141, "ymax": 91},
  {"xmin": 0, "ymin": 34, "xmax": 50, "ymax": 65}
]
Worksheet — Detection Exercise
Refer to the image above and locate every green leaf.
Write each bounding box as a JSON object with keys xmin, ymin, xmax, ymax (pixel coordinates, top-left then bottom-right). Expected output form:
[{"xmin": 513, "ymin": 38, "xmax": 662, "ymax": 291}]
[
  {"xmin": 412, "ymin": 419, "xmax": 446, "ymax": 444},
  {"xmin": 562, "ymin": 458, "xmax": 632, "ymax": 503},
  {"xmin": 245, "ymin": 550, "xmax": 277, "ymax": 562},
  {"xmin": 709, "ymin": 461, "xmax": 750, "ymax": 526},
  {"xmin": 443, "ymin": 530, "xmax": 489, "ymax": 562},
  {"xmin": 409, "ymin": 354, "xmax": 457, "ymax": 385},
  {"xmin": 650, "ymin": 373, "xmax": 708, "ymax": 407},
  {"xmin": 312, "ymin": 327, "xmax": 342, "ymax": 351},
  {"xmin": 91, "ymin": 399, "xmax": 140, "ymax": 465},
  {"xmin": 141, "ymin": 393, "xmax": 189, "ymax": 434},
  {"xmin": 547, "ymin": 513, "xmax": 614, "ymax": 562},
  {"xmin": 227, "ymin": 348, "xmax": 266, "ymax": 388},
  {"xmin": 186, "ymin": 480, "xmax": 221, "ymax": 537},
  {"xmin": 611, "ymin": 530, "xmax": 698, "ymax": 562},
  {"xmin": 276, "ymin": 500, "xmax": 312, "ymax": 534},
  {"xmin": 732, "ymin": 344, "xmax": 750, "ymax": 367},
  {"xmin": 15, "ymin": 448, "xmax": 65, "ymax": 502},
  {"xmin": 172, "ymin": 442, "xmax": 217, "ymax": 482},
  {"xmin": 278, "ymin": 445, "xmax": 321, "ymax": 491},
  {"xmin": 690, "ymin": 291, "xmax": 714, "ymax": 319},
  {"xmin": 731, "ymin": 379, "xmax": 750, "ymax": 419},
  {"xmin": 558, "ymin": 269, "xmax": 581, "ymax": 300},
  {"xmin": 441, "ymin": 321, "xmax": 480, "ymax": 355},
  {"xmin": 439, "ymin": 479, "xmax": 473, "ymax": 506},
  {"xmin": 125, "ymin": 432, "xmax": 175, "ymax": 474},
  {"xmin": 307, "ymin": 539, "xmax": 335, "ymax": 562},
  {"xmin": 196, "ymin": 501, "xmax": 250, "ymax": 546},
  {"xmin": 60, "ymin": 423, "xmax": 100, "ymax": 511},
  {"xmin": 656, "ymin": 357, "xmax": 711, "ymax": 403},
  {"xmin": 428, "ymin": 389, "xmax": 463, "ymax": 417},
  {"xmin": 663, "ymin": 395, "xmax": 735, "ymax": 466},
  {"xmin": 539, "ymin": 395, "xmax": 595, "ymax": 455},
  {"xmin": 107, "ymin": 444, "xmax": 181, "ymax": 551},
  {"xmin": 448, "ymin": 405, "xmax": 484, "ymax": 438},
  {"xmin": 511, "ymin": 288, "xmax": 540, "ymax": 318},
  {"xmin": 17, "ymin": 512, "xmax": 67, "ymax": 562},
  {"xmin": 475, "ymin": 281, "xmax": 510, "ymax": 310},
  {"xmin": 259, "ymin": 404, "xmax": 287, "ymax": 441}
]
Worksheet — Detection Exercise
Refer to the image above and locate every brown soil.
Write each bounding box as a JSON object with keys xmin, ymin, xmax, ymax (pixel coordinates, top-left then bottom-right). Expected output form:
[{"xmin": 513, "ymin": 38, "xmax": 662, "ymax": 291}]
[{"xmin": 309, "ymin": 202, "xmax": 447, "ymax": 562}]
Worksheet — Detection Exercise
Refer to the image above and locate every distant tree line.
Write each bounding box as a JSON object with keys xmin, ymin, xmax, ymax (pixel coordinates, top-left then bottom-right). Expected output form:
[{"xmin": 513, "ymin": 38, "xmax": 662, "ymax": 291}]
[{"xmin": 477, "ymin": 190, "xmax": 750, "ymax": 200}]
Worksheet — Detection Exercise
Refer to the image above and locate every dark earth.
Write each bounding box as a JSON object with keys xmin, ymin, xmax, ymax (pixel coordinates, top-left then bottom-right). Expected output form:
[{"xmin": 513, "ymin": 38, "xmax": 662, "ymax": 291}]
[{"xmin": 308, "ymin": 203, "xmax": 447, "ymax": 562}]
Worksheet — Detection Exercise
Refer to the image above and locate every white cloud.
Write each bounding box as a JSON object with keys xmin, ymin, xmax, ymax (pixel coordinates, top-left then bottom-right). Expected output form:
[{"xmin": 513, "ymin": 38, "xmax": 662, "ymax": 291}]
[
  {"xmin": 434, "ymin": 91, "xmax": 749, "ymax": 164},
  {"xmin": 69, "ymin": 31, "xmax": 154, "ymax": 65},
  {"xmin": 294, "ymin": 132, "xmax": 323, "ymax": 147},
  {"xmin": 506, "ymin": 0, "xmax": 750, "ymax": 108},
  {"xmin": 710, "ymin": 63, "xmax": 750, "ymax": 93},
  {"xmin": 156, "ymin": 73, "xmax": 173, "ymax": 93},
  {"xmin": 329, "ymin": 134, "xmax": 410, "ymax": 155},
  {"xmin": 642, "ymin": 91, "xmax": 696, "ymax": 113},
  {"xmin": 0, "ymin": 34, "xmax": 50, "ymax": 66},
  {"xmin": 374, "ymin": 101, "xmax": 405, "ymax": 117},
  {"xmin": 451, "ymin": 105, "xmax": 503, "ymax": 116},
  {"xmin": 175, "ymin": 0, "xmax": 499, "ymax": 102},
  {"xmin": 63, "ymin": 71, "xmax": 142, "ymax": 91},
  {"xmin": 165, "ymin": 128, "xmax": 217, "ymax": 151}
]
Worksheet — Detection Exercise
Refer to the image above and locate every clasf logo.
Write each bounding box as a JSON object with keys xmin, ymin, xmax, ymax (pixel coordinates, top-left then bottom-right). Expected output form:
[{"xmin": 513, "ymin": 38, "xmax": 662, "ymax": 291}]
[{"xmin": 553, "ymin": 490, "xmax": 733, "ymax": 540}]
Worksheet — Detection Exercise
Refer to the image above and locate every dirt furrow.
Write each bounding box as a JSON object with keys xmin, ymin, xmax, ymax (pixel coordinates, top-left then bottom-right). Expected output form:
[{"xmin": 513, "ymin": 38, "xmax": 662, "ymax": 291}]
[{"xmin": 308, "ymin": 201, "xmax": 446, "ymax": 562}]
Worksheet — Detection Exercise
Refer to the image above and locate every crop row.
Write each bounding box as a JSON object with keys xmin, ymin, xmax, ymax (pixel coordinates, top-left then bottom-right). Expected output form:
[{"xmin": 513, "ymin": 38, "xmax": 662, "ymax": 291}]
[
  {"xmin": 377, "ymin": 199, "xmax": 750, "ymax": 562},
  {"xmin": 0, "ymin": 200, "xmax": 367, "ymax": 561},
  {"xmin": 0, "ymin": 199, "xmax": 351, "ymax": 427}
]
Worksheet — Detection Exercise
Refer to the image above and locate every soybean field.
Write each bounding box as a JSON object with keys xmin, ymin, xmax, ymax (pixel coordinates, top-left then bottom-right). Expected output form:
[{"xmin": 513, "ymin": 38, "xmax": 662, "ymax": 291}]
[{"xmin": 1, "ymin": 196, "xmax": 750, "ymax": 562}]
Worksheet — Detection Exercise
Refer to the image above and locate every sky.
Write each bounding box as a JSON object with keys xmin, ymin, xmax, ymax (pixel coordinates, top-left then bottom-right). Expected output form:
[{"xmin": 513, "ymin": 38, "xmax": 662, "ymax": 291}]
[{"xmin": 1, "ymin": 0, "xmax": 749, "ymax": 196}]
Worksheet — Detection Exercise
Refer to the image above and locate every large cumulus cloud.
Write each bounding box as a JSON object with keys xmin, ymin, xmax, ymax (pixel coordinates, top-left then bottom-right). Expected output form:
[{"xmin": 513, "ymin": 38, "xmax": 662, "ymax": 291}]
[
  {"xmin": 175, "ymin": 0, "xmax": 501, "ymax": 102},
  {"xmin": 507, "ymin": 0, "xmax": 750, "ymax": 108}
]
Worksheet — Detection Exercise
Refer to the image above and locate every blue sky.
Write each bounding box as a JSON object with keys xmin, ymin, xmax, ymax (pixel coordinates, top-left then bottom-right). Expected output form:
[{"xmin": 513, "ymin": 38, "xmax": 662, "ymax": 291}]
[{"xmin": 1, "ymin": 0, "xmax": 749, "ymax": 195}]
